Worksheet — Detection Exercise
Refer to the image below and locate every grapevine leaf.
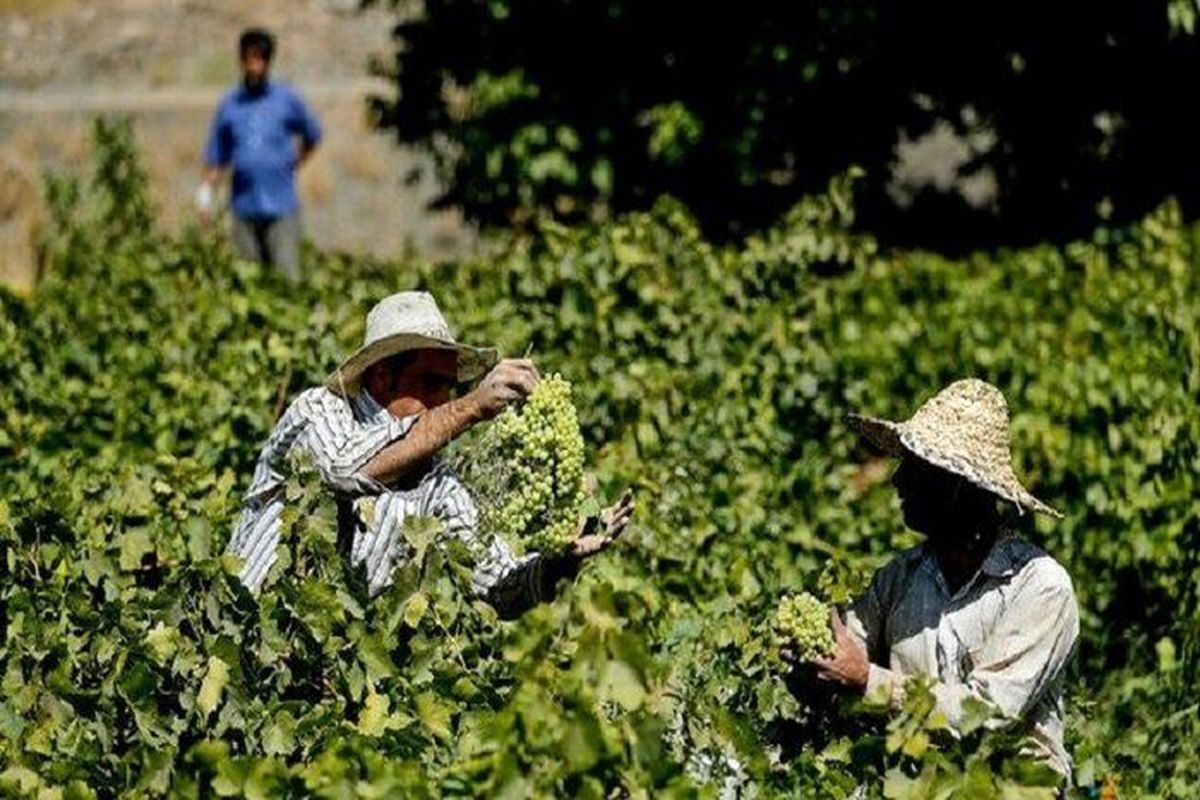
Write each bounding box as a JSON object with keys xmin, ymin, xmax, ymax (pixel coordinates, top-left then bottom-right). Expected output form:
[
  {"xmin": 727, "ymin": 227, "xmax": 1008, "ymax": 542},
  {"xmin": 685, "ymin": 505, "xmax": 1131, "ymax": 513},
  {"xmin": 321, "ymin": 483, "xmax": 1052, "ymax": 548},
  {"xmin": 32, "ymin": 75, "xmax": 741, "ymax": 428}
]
[
  {"xmin": 197, "ymin": 656, "xmax": 230, "ymax": 718},
  {"xmin": 404, "ymin": 591, "xmax": 430, "ymax": 629},
  {"xmin": 415, "ymin": 692, "xmax": 454, "ymax": 741},
  {"xmin": 599, "ymin": 660, "xmax": 645, "ymax": 711}
]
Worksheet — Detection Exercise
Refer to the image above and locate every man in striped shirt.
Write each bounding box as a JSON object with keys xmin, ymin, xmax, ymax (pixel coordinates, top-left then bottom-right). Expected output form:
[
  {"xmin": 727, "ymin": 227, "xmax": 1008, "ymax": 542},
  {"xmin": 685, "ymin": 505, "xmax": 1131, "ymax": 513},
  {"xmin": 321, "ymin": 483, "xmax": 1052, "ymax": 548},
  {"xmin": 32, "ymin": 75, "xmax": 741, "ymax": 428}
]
[{"xmin": 227, "ymin": 291, "xmax": 634, "ymax": 616}]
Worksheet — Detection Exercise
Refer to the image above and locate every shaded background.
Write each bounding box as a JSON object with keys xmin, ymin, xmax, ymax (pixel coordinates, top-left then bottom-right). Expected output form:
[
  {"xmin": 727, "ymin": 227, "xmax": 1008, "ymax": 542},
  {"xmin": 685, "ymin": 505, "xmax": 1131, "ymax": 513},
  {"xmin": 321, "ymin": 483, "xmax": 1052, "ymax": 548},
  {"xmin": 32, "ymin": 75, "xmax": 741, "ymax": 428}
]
[
  {"xmin": 371, "ymin": 0, "xmax": 1200, "ymax": 249},
  {"xmin": 8, "ymin": 0, "xmax": 1198, "ymax": 291}
]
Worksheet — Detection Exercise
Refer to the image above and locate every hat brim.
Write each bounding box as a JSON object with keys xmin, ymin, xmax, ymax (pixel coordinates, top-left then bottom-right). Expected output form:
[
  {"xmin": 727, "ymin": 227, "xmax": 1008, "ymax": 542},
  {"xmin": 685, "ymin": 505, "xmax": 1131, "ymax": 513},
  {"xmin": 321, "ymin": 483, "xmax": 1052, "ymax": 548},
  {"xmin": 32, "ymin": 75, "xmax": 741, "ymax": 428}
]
[
  {"xmin": 847, "ymin": 413, "xmax": 906, "ymax": 456},
  {"xmin": 846, "ymin": 413, "xmax": 1063, "ymax": 519},
  {"xmin": 325, "ymin": 333, "xmax": 499, "ymax": 396}
]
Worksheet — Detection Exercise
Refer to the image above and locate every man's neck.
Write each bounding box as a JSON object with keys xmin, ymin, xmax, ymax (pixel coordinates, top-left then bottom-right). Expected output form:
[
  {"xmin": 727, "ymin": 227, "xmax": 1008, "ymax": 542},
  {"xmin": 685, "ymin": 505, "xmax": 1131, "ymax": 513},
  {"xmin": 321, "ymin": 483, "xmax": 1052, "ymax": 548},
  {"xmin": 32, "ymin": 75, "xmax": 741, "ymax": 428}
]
[
  {"xmin": 242, "ymin": 78, "xmax": 270, "ymax": 95},
  {"xmin": 930, "ymin": 524, "xmax": 998, "ymax": 595},
  {"xmin": 365, "ymin": 387, "xmax": 416, "ymax": 420}
]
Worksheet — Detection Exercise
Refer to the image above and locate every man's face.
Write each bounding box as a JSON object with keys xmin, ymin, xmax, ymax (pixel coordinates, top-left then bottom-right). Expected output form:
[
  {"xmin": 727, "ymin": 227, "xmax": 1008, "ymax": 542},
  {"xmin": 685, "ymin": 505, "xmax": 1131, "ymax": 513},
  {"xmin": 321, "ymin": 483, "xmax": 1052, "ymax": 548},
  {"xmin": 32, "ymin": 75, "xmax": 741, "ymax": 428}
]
[
  {"xmin": 240, "ymin": 49, "xmax": 270, "ymax": 89},
  {"xmin": 891, "ymin": 454, "xmax": 968, "ymax": 539},
  {"xmin": 384, "ymin": 349, "xmax": 459, "ymax": 414}
]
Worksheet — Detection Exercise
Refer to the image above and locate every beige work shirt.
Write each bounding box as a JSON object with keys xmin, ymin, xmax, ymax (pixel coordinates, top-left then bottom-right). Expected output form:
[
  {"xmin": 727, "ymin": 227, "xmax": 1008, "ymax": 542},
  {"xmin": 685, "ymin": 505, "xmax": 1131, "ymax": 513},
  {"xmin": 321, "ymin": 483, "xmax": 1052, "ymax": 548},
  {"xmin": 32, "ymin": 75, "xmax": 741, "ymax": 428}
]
[{"xmin": 845, "ymin": 534, "xmax": 1079, "ymax": 777}]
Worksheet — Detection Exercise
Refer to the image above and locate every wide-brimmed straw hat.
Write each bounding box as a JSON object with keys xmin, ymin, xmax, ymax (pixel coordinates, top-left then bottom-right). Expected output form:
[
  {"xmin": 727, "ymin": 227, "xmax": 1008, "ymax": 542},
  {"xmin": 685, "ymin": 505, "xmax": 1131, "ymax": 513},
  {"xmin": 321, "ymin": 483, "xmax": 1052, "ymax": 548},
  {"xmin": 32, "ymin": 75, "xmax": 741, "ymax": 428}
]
[
  {"xmin": 325, "ymin": 291, "xmax": 498, "ymax": 395},
  {"xmin": 848, "ymin": 378, "xmax": 1061, "ymax": 518}
]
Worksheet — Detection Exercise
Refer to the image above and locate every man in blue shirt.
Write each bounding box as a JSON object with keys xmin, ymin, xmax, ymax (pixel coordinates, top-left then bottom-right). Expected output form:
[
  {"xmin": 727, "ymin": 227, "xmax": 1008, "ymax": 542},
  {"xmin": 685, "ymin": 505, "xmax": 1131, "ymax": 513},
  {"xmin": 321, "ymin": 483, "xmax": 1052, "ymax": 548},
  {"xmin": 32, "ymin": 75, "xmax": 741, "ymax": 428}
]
[{"xmin": 198, "ymin": 28, "xmax": 322, "ymax": 281}]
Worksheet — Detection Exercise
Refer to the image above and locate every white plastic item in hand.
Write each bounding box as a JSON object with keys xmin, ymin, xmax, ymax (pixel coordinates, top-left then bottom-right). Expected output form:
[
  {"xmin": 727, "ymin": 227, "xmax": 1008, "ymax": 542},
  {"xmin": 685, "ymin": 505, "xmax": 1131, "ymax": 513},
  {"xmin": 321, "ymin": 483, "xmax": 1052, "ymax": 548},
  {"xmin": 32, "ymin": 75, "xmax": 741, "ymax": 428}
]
[{"xmin": 194, "ymin": 183, "xmax": 216, "ymax": 213}]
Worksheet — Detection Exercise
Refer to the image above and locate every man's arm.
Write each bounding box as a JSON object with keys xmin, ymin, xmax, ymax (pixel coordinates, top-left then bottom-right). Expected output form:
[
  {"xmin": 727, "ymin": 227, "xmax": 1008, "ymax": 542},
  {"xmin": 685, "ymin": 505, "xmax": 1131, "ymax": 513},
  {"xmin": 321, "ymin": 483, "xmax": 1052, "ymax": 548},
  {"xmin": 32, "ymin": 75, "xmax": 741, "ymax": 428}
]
[
  {"xmin": 199, "ymin": 100, "xmax": 232, "ymax": 223},
  {"xmin": 293, "ymin": 389, "xmax": 416, "ymax": 495},
  {"xmin": 288, "ymin": 89, "xmax": 323, "ymax": 168},
  {"xmin": 815, "ymin": 564, "xmax": 1080, "ymax": 734},
  {"xmin": 360, "ymin": 394, "xmax": 484, "ymax": 485},
  {"xmin": 360, "ymin": 359, "xmax": 539, "ymax": 487},
  {"xmin": 485, "ymin": 489, "xmax": 636, "ymax": 617},
  {"xmin": 843, "ymin": 559, "xmax": 894, "ymax": 659},
  {"xmin": 780, "ymin": 555, "xmax": 896, "ymax": 669},
  {"xmin": 196, "ymin": 166, "xmax": 225, "ymax": 222}
]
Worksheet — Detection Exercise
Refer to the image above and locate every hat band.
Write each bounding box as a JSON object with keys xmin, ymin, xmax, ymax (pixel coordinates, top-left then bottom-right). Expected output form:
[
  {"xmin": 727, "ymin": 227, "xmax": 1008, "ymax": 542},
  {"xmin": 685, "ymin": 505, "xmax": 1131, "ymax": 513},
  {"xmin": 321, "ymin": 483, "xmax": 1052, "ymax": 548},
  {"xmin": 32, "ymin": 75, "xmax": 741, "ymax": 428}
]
[{"xmin": 365, "ymin": 325, "xmax": 455, "ymax": 347}]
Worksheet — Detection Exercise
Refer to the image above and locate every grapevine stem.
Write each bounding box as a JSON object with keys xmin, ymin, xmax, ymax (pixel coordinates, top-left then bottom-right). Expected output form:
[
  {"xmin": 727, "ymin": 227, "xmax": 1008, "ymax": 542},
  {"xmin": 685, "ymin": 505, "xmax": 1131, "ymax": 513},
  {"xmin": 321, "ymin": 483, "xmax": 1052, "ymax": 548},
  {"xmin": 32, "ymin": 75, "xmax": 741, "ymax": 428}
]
[{"xmin": 432, "ymin": 602, "xmax": 470, "ymax": 672}]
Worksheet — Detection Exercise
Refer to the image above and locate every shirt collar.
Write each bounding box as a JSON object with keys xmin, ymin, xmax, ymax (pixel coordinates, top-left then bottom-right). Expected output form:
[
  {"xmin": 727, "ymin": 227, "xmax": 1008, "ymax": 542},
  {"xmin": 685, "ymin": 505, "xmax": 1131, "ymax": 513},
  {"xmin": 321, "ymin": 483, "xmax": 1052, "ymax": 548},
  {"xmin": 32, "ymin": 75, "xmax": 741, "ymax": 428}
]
[
  {"xmin": 979, "ymin": 532, "xmax": 1022, "ymax": 578},
  {"xmin": 920, "ymin": 531, "xmax": 1021, "ymax": 575},
  {"xmin": 919, "ymin": 531, "xmax": 1021, "ymax": 597},
  {"xmin": 236, "ymin": 80, "xmax": 272, "ymax": 100}
]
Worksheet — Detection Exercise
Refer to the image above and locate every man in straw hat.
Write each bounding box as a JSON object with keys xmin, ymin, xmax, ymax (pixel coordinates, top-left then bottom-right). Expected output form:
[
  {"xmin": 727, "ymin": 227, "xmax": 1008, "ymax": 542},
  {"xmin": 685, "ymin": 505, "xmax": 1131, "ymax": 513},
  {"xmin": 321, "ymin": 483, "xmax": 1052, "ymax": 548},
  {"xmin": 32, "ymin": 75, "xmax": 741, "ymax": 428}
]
[
  {"xmin": 785, "ymin": 379, "xmax": 1079, "ymax": 779},
  {"xmin": 227, "ymin": 291, "xmax": 635, "ymax": 615}
]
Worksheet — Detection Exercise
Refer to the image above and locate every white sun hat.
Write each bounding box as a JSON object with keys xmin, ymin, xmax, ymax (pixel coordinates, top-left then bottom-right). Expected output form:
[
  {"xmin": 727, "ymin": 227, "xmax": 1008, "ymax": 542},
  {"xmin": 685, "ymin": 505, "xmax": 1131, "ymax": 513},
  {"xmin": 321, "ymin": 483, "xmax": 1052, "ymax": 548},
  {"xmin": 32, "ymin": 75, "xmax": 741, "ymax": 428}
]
[
  {"xmin": 848, "ymin": 378, "xmax": 1062, "ymax": 518},
  {"xmin": 325, "ymin": 291, "xmax": 498, "ymax": 396}
]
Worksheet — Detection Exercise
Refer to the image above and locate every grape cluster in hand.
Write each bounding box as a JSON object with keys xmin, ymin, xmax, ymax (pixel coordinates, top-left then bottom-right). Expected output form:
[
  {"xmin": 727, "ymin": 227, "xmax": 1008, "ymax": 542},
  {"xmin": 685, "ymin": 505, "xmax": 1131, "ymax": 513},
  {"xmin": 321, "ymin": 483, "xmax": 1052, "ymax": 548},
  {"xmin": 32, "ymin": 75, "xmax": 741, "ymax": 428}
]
[
  {"xmin": 774, "ymin": 592, "xmax": 836, "ymax": 662},
  {"xmin": 476, "ymin": 374, "xmax": 586, "ymax": 556}
]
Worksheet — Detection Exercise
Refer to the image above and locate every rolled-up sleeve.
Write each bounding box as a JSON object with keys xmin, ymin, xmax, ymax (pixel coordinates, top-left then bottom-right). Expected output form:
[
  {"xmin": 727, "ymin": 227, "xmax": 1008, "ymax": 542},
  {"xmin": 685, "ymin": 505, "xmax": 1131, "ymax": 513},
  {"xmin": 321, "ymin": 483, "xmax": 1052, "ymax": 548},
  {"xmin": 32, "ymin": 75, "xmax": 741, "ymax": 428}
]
[
  {"xmin": 845, "ymin": 566, "xmax": 889, "ymax": 658},
  {"xmin": 847, "ymin": 563, "xmax": 911, "ymax": 706},
  {"xmin": 298, "ymin": 389, "xmax": 416, "ymax": 495}
]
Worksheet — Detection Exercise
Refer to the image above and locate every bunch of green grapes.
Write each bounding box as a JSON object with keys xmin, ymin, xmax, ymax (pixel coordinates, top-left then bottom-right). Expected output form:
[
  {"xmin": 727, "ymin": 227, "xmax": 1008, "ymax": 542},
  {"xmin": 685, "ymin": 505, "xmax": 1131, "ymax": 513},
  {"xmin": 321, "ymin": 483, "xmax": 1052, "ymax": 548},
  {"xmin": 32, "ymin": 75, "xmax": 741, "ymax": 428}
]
[
  {"xmin": 774, "ymin": 592, "xmax": 836, "ymax": 662},
  {"xmin": 469, "ymin": 374, "xmax": 586, "ymax": 556}
]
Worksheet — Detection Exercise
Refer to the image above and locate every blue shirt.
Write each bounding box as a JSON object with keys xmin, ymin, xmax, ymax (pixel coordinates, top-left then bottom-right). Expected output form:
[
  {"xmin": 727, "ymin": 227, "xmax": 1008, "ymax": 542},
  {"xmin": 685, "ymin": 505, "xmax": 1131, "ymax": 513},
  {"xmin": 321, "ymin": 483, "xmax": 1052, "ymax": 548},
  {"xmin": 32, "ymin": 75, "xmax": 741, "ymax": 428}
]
[{"xmin": 203, "ymin": 81, "xmax": 322, "ymax": 220}]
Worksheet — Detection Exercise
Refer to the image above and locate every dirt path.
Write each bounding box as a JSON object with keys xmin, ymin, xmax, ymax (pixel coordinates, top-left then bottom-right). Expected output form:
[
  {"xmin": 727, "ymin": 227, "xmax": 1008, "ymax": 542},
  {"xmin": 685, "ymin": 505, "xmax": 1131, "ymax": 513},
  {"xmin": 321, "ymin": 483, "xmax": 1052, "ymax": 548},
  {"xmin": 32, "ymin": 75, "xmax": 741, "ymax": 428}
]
[{"xmin": 0, "ymin": 78, "xmax": 390, "ymax": 113}]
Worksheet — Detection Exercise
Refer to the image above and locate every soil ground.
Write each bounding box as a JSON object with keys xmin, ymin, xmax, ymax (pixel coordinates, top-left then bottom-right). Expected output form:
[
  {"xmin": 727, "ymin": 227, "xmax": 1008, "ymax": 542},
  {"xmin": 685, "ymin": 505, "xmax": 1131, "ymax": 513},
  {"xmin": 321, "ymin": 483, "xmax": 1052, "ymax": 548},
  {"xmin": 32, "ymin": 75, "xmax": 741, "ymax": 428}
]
[{"xmin": 0, "ymin": 0, "xmax": 471, "ymax": 291}]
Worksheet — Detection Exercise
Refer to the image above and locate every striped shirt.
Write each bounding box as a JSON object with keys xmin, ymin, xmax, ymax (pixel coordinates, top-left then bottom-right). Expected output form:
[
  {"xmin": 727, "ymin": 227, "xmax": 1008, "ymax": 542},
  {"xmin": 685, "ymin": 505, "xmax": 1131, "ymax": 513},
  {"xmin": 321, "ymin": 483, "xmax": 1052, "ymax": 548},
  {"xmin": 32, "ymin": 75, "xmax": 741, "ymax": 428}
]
[
  {"xmin": 226, "ymin": 386, "xmax": 556, "ymax": 614},
  {"xmin": 845, "ymin": 534, "xmax": 1079, "ymax": 777}
]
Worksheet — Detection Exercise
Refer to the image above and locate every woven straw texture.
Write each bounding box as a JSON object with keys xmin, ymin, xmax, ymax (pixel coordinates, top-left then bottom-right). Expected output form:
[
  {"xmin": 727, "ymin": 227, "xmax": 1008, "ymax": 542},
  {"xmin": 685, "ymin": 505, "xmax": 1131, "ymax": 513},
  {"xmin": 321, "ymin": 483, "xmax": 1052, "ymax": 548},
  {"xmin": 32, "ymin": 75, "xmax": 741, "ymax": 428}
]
[{"xmin": 848, "ymin": 379, "xmax": 1061, "ymax": 518}]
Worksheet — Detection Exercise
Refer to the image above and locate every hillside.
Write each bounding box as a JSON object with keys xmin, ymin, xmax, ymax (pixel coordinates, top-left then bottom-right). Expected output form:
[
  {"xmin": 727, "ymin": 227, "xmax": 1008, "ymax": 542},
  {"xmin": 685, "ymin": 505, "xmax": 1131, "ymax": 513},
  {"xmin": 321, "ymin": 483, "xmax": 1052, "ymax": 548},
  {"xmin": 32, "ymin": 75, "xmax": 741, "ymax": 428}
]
[{"xmin": 0, "ymin": 0, "xmax": 471, "ymax": 291}]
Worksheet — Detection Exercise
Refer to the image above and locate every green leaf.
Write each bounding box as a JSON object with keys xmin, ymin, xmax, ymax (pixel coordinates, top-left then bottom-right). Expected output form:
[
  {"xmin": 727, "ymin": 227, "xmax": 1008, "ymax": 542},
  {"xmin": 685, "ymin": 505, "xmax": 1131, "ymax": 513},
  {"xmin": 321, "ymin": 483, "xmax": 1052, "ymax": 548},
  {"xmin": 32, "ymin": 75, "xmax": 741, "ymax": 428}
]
[
  {"xmin": 564, "ymin": 716, "xmax": 603, "ymax": 772},
  {"xmin": 0, "ymin": 766, "xmax": 42, "ymax": 794},
  {"xmin": 402, "ymin": 516, "xmax": 441, "ymax": 565},
  {"xmin": 145, "ymin": 621, "xmax": 180, "ymax": 664},
  {"xmin": 197, "ymin": 656, "xmax": 230, "ymax": 718},
  {"xmin": 1156, "ymin": 636, "xmax": 1177, "ymax": 672},
  {"xmin": 599, "ymin": 660, "xmax": 645, "ymax": 711},
  {"xmin": 357, "ymin": 691, "xmax": 391, "ymax": 737},
  {"xmin": 415, "ymin": 692, "xmax": 454, "ymax": 741},
  {"xmin": 118, "ymin": 526, "xmax": 154, "ymax": 570},
  {"xmin": 358, "ymin": 633, "xmax": 397, "ymax": 682},
  {"xmin": 261, "ymin": 711, "xmax": 297, "ymax": 756},
  {"xmin": 902, "ymin": 730, "xmax": 930, "ymax": 759},
  {"xmin": 404, "ymin": 591, "xmax": 429, "ymax": 629}
]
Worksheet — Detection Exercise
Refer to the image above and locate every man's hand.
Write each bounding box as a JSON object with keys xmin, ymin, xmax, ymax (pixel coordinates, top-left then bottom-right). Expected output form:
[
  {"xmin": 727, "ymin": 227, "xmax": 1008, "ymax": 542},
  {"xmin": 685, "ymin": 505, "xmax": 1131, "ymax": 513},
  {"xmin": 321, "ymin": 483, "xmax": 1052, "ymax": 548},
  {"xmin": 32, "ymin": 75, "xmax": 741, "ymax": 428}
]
[
  {"xmin": 363, "ymin": 358, "xmax": 537, "ymax": 488},
  {"xmin": 468, "ymin": 358, "xmax": 540, "ymax": 420},
  {"xmin": 569, "ymin": 488, "xmax": 635, "ymax": 559},
  {"xmin": 195, "ymin": 183, "xmax": 216, "ymax": 227},
  {"xmin": 811, "ymin": 610, "xmax": 870, "ymax": 692},
  {"xmin": 196, "ymin": 169, "xmax": 222, "ymax": 227}
]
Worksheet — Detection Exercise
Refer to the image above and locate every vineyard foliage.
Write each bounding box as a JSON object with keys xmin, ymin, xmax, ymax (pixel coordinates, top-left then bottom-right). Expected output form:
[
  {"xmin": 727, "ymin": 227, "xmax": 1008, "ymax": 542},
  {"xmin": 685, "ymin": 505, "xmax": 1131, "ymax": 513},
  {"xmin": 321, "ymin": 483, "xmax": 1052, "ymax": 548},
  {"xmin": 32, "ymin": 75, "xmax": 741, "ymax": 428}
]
[{"xmin": 1, "ymin": 120, "xmax": 1198, "ymax": 797}]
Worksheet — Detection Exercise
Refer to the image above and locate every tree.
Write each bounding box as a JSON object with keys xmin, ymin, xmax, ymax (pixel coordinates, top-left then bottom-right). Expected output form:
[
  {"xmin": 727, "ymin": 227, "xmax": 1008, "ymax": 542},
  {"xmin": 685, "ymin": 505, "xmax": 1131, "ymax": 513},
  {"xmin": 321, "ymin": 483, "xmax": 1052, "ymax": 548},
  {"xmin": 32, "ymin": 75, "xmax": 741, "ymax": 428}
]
[{"xmin": 370, "ymin": 0, "xmax": 1200, "ymax": 250}]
